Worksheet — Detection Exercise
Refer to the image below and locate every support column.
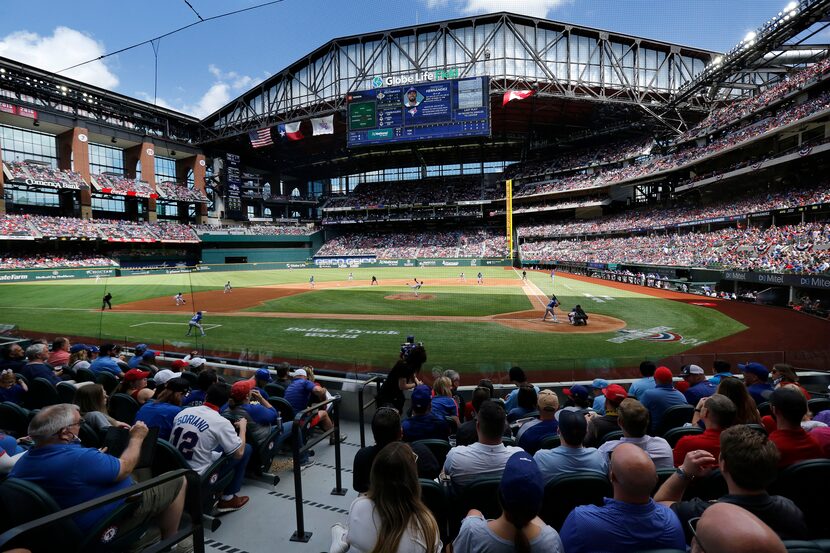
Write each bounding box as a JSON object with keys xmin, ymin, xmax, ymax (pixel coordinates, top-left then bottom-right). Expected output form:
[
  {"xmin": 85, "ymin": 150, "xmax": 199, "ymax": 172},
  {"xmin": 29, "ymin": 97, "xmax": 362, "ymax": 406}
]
[
  {"xmin": 0, "ymin": 142, "xmax": 5, "ymax": 215},
  {"xmin": 125, "ymin": 142, "xmax": 157, "ymax": 222},
  {"xmin": 57, "ymin": 127, "xmax": 92, "ymax": 219},
  {"xmin": 177, "ymin": 153, "xmax": 208, "ymax": 223}
]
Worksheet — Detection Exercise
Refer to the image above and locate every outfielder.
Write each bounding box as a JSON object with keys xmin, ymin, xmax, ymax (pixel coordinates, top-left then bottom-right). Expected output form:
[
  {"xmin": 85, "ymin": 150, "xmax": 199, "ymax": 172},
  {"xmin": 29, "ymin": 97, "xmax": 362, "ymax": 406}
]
[
  {"xmin": 459, "ymin": 272, "xmax": 466, "ymax": 282},
  {"xmin": 477, "ymin": 272, "xmax": 483, "ymax": 285},
  {"xmin": 371, "ymin": 275, "xmax": 378, "ymax": 285},
  {"xmin": 348, "ymin": 272, "xmax": 354, "ymax": 281},
  {"xmin": 224, "ymin": 281, "xmax": 232, "ymax": 294},
  {"xmin": 309, "ymin": 275, "xmax": 315, "ymax": 288},
  {"xmin": 186, "ymin": 311, "xmax": 206, "ymax": 337}
]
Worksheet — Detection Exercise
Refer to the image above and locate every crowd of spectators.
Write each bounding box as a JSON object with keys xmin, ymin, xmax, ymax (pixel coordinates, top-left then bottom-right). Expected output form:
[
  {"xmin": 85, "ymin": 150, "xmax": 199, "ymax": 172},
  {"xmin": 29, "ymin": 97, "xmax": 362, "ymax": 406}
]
[
  {"xmin": 677, "ymin": 57, "xmax": 830, "ymax": 143},
  {"xmin": 323, "ymin": 178, "xmax": 500, "ymax": 210},
  {"xmin": 0, "ymin": 253, "xmax": 118, "ymax": 270},
  {"xmin": 519, "ymin": 182, "xmax": 830, "ymax": 238},
  {"xmin": 515, "ymin": 90, "xmax": 830, "ymax": 198},
  {"xmin": 193, "ymin": 223, "xmax": 316, "ymax": 236},
  {"xmin": 3, "ymin": 161, "xmax": 87, "ymax": 190},
  {"xmin": 512, "ymin": 196, "xmax": 607, "ymax": 214},
  {"xmin": 92, "ymin": 174, "xmax": 156, "ymax": 197},
  {"xmin": 317, "ymin": 228, "xmax": 507, "ymax": 258},
  {"xmin": 155, "ymin": 181, "xmax": 209, "ymax": 203},
  {"xmin": 322, "ymin": 206, "xmax": 483, "ymax": 225},
  {"xmin": 505, "ymin": 137, "xmax": 654, "ymax": 181},
  {"xmin": 0, "ymin": 215, "xmax": 199, "ymax": 242},
  {"xmin": 521, "ymin": 221, "xmax": 830, "ymax": 273}
]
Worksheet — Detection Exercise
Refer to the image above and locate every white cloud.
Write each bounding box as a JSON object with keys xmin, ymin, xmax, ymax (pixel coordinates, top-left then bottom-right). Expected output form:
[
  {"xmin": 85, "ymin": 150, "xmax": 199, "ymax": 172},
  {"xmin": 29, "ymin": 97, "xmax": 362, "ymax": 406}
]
[
  {"xmin": 0, "ymin": 26, "xmax": 118, "ymax": 89},
  {"xmin": 140, "ymin": 65, "xmax": 264, "ymax": 118},
  {"xmin": 423, "ymin": 0, "xmax": 570, "ymax": 18}
]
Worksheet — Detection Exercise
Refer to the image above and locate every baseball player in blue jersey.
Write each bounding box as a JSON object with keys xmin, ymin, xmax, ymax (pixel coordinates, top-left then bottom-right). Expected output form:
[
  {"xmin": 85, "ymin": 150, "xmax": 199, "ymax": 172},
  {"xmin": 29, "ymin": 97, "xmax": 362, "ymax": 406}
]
[
  {"xmin": 542, "ymin": 294, "xmax": 560, "ymax": 322},
  {"xmin": 186, "ymin": 311, "xmax": 206, "ymax": 337}
]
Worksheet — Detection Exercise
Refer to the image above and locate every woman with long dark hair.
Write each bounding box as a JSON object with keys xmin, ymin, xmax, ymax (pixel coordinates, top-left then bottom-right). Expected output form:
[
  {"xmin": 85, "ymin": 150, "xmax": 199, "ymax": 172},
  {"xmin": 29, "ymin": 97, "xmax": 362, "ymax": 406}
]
[
  {"xmin": 453, "ymin": 451, "xmax": 563, "ymax": 553},
  {"xmin": 342, "ymin": 442, "xmax": 440, "ymax": 553},
  {"xmin": 714, "ymin": 377, "xmax": 762, "ymax": 425}
]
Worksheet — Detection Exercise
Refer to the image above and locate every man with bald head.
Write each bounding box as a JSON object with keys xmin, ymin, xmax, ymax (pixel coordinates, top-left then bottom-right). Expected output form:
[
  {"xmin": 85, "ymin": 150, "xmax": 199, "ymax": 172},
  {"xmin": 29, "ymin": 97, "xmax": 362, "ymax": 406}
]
[
  {"xmin": 559, "ymin": 443, "xmax": 685, "ymax": 553},
  {"xmin": 692, "ymin": 502, "xmax": 786, "ymax": 553}
]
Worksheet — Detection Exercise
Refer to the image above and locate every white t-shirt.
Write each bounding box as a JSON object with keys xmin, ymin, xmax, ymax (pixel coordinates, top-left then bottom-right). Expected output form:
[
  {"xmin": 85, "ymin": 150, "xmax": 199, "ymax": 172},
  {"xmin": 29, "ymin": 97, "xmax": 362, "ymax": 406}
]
[
  {"xmin": 171, "ymin": 405, "xmax": 241, "ymax": 474},
  {"xmin": 443, "ymin": 442, "xmax": 524, "ymax": 487},
  {"xmin": 345, "ymin": 496, "xmax": 442, "ymax": 553}
]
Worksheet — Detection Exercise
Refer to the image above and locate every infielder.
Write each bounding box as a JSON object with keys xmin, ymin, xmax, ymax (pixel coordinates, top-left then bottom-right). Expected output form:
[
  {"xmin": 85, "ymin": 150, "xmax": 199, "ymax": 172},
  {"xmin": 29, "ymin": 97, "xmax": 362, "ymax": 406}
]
[
  {"xmin": 309, "ymin": 275, "xmax": 315, "ymax": 288},
  {"xmin": 522, "ymin": 270, "xmax": 527, "ymax": 282},
  {"xmin": 477, "ymin": 272, "xmax": 483, "ymax": 285},
  {"xmin": 371, "ymin": 276, "xmax": 378, "ymax": 285},
  {"xmin": 174, "ymin": 292, "xmax": 186, "ymax": 306},
  {"xmin": 542, "ymin": 294, "xmax": 559, "ymax": 322},
  {"xmin": 224, "ymin": 281, "xmax": 232, "ymax": 294},
  {"xmin": 186, "ymin": 311, "xmax": 206, "ymax": 337},
  {"xmin": 348, "ymin": 272, "xmax": 354, "ymax": 281},
  {"xmin": 101, "ymin": 292, "xmax": 113, "ymax": 310},
  {"xmin": 459, "ymin": 272, "xmax": 466, "ymax": 282}
]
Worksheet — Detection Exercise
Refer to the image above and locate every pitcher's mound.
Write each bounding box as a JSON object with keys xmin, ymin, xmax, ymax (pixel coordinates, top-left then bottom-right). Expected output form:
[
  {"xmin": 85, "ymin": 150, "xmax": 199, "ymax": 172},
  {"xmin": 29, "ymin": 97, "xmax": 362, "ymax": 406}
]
[{"xmin": 385, "ymin": 293, "xmax": 436, "ymax": 301}]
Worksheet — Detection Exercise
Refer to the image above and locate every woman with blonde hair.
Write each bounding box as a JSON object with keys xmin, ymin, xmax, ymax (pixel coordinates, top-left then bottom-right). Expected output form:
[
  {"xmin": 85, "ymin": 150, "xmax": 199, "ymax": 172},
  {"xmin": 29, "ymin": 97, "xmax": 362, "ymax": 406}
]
[
  {"xmin": 431, "ymin": 376, "xmax": 460, "ymax": 428},
  {"xmin": 338, "ymin": 442, "xmax": 441, "ymax": 553},
  {"xmin": 74, "ymin": 384, "xmax": 129, "ymax": 433}
]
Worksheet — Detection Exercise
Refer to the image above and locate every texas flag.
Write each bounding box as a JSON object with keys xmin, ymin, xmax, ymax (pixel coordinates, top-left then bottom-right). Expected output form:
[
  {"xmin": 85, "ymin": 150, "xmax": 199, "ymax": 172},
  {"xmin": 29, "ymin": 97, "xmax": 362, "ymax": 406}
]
[
  {"xmin": 502, "ymin": 89, "xmax": 536, "ymax": 106},
  {"xmin": 277, "ymin": 121, "xmax": 304, "ymax": 141}
]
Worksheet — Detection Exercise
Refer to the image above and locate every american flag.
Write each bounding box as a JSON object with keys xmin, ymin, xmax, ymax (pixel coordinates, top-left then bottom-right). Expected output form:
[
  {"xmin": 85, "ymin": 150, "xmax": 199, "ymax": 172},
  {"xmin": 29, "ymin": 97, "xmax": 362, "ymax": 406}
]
[{"xmin": 249, "ymin": 128, "xmax": 273, "ymax": 148}]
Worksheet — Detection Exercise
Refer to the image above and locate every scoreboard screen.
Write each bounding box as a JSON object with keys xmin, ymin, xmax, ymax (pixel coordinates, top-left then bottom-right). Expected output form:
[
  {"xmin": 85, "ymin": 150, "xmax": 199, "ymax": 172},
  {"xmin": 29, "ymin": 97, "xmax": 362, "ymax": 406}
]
[{"xmin": 347, "ymin": 76, "xmax": 490, "ymax": 147}]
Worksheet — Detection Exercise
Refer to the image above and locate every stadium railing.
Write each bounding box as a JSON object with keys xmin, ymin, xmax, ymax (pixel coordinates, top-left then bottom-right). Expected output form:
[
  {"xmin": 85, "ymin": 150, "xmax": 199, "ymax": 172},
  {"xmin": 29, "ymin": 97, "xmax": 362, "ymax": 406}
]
[
  {"xmin": 358, "ymin": 374, "xmax": 386, "ymax": 447},
  {"xmin": 290, "ymin": 395, "xmax": 346, "ymax": 542}
]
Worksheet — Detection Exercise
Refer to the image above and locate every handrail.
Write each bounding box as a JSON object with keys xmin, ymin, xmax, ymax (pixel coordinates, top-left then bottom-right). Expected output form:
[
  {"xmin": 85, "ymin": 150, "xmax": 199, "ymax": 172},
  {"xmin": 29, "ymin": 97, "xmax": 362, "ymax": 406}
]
[
  {"xmin": 290, "ymin": 394, "xmax": 346, "ymax": 542},
  {"xmin": 0, "ymin": 468, "xmax": 204, "ymax": 553},
  {"xmin": 358, "ymin": 374, "xmax": 385, "ymax": 447}
]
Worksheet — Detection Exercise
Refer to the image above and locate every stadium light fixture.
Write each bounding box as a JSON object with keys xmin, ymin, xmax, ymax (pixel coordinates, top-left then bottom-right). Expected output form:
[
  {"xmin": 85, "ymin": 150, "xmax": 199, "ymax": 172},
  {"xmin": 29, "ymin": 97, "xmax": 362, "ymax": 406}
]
[{"xmin": 784, "ymin": 1, "xmax": 798, "ymax": 12}]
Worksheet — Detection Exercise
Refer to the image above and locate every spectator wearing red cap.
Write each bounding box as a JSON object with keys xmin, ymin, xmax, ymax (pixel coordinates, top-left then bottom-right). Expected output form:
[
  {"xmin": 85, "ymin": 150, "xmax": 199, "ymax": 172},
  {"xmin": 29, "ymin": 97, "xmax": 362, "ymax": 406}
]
[
  {"xmin": 672, "ymin": 394, "xmax": 736, "ymax": 467},
  {"xmin": 114, "ymin": 369, "xmax": 154, "ymax": 405},
  {"xmin": 641, "ymin": 367, "xmax": 687, "ymax": 434},
  {"xmin": 586, "ymin": 384, "xmax": 628, "ymax": 447},
  {"xmin": 135, "ymin": 377, "xmax": 189, "ymax": 440},
  {"xmin": 170, "ymin": 359, "xmax": 189, "ymax": 372}
]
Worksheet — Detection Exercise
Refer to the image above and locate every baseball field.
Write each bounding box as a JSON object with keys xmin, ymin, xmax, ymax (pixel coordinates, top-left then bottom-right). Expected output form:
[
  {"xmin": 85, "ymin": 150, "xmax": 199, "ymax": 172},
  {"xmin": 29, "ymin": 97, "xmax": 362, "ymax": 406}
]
[{"xmin": 0, "ymin": 266, "xmax": 827, "ymax": 381}]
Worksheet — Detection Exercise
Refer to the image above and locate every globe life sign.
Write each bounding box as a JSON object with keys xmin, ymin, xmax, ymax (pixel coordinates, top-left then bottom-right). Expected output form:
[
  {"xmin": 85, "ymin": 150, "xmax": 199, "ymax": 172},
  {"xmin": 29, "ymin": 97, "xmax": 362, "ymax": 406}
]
[{"xmin": 372, "ymin": 68, "xmax": 460, "ymax": 88}]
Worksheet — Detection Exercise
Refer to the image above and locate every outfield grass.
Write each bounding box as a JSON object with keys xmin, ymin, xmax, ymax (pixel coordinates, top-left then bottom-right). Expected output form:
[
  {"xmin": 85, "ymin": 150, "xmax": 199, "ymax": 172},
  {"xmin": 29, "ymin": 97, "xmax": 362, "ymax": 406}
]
[{"xmin": 0, "ymin": 266, "xmax": 748, "ymax": 375}]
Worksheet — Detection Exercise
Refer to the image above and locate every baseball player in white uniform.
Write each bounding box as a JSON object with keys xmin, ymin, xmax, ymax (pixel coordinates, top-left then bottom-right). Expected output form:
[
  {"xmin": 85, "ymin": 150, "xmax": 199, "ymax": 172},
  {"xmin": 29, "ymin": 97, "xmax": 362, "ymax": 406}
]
[
  {"xmin": 408, "ymin": 278, "xmax": 424, "ymax": 297},
  {"xmin": 224, "ymin": 281, "xmax": 232, "ymax": 294},
  {"xmin": 174, "ymin": 293, "xmax": 186, "ymax": 306}
]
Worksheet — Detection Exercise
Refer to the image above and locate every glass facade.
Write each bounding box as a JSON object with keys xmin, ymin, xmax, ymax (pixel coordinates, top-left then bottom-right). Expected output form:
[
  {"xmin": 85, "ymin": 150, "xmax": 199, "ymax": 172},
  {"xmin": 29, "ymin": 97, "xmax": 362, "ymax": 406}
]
[
  {"xmin": 0, "ymin": 125, "xmax": 58, "ymax": 167},
  {"xmin": 155, "ymin": 156, "xmax": 177, "ymax": 182},
  {"xmin": 88, "ymin": 143, "xmax": 125, "ymax": 175},
  {"xmin": 330, "ymin": 160, "xmax": 513, "ymax": 190},
  {"xmin": 92, "ymin": 195, "xmax": 125, "ymax": 213},
  {"xmin": 5, "ymin": 188, "xmax": 60, "ymax": 207}
]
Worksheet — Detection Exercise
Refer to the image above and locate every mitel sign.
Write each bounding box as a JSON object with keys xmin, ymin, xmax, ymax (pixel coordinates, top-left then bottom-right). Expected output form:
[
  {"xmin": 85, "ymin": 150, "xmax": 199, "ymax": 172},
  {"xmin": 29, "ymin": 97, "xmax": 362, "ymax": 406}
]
[{"xmin": 372, "ymin": 68, "xmax": 460, "ymax": 88}]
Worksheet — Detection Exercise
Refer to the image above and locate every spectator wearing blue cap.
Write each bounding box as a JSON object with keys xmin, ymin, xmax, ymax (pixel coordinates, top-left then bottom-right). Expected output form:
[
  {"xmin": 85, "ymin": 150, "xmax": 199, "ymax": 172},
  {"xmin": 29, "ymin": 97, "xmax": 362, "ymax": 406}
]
[
  {"xmin": 253, "ymin": 368, "xmax": 272, "ymax": 398},
  {"xmin": 563, "ymin": 384, "xmax": 592, "ymax": 410},
  {"xmin": 402, "ymin": 385, "xmax": 449, "ymax": 442},
  {"xmin": 535, "ymin": 407, "xmax": 608, "ymax": 483},
  {"xmin": 453, "ymin": 451, "xmax": 564, "ymax": 553},
  {"xmin": 560, "ymin": 443, "xmax": 685, "ymax": 553},
  {"xmin": 590, "ymin": 379, "xmax": 609, "ymax": 414},
  {"xmin": 136, "ymin": 350, "xmax": 159, "ymax": 376},
  {"xmin": 128, "ymin": 344, "xmax": 148, "ymax": 369},
  {"xmin": 68, "ymin": 344, "xmax": 92, "ymax": 373},
  {"xmin": 740, "ymin": 362, "xmax": 773, "ymax": 405}
]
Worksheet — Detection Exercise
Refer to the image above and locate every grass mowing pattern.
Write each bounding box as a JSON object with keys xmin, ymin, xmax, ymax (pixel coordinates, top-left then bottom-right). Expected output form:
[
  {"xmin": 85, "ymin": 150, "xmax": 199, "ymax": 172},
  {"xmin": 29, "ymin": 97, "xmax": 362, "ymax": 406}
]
[{"xmin": 0, "ymin": 267, "xmax": 747, "ymax": 374}]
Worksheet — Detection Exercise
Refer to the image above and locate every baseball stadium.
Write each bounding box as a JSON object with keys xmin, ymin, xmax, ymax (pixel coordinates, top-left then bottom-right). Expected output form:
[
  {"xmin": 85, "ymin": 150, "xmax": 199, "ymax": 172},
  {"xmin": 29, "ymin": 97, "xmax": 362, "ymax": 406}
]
[{"xmin": 1, "ymin": 1, "xmax": 830, "ymax": 552}]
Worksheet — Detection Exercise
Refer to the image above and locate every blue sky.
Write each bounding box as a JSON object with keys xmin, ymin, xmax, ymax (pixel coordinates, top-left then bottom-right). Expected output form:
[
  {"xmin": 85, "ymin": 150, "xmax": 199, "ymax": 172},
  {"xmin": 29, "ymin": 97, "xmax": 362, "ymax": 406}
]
[{"xmin": 0, "ymin": 0, "xmax": 796, "ymax": 117}]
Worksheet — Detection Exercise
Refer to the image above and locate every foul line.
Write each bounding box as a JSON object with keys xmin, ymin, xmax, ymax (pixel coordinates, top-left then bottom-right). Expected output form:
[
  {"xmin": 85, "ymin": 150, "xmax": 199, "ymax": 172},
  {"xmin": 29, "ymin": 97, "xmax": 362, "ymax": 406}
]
[{"xmin": 513, "ymin": 268, "xmax": 549, "ymax": 310}]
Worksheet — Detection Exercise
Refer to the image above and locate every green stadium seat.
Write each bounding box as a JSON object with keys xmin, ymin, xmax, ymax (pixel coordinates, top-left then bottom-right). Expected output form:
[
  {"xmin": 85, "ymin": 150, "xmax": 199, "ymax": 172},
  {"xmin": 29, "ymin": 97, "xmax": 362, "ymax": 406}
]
[
  {"xmin": 598, "ymin": 429, "xmax": 624, "ymax": 445},
  {"xmin": 663, "ymin": 426, "xmax": 703, "ymax": 448},
  {"xmin": 264, "ymin": 383, "xmax": 285, "ymax": 398},
  {"xmin": 419, "ymin": 478, "xmax": 449, "ymax": 543},
  {"xmin": 108, "ymin": 393, "xmax": 140, "ymax": 425},
  {"xmin": 656, "ymin": 404, "xmax": 695, "ymax": 436},
  {"xmin": 781, "ymin": 541, "xmax": 824, "ymax": 553},
  {"xmin": 541, "ymin": 472, "xmax": 612, "ymax": 531},
  {"xmin": 27, "ymin": 378, "xmax": 61, "ymax": 410},
  {"xmin": 807, "ymin": 398, "xmax": 830, "ymax": 416},
  {"xmin": 74, "ymin": 367, "xmax": 95, "ymax": 383},
  {"xmin": 95, "ymin": 372, "xmax": 119, "ymax": 395},
  {"xmin": 412, "ymin": 439, "xmax": 452, "ymax": 466},
  {"xmin": 770, "ymin": 459, "xmax": 830, "ymax": 539},
  {"xmin": 0, "ymin": 402, "xmax": 30, "ymax": 437},
  {"xmin": 56, "ymin": 381, "xmax": 76, "ymax": 404},
  {"xmin": 538, "ymin": 435, "xmax": 561, "ymax": 450}
]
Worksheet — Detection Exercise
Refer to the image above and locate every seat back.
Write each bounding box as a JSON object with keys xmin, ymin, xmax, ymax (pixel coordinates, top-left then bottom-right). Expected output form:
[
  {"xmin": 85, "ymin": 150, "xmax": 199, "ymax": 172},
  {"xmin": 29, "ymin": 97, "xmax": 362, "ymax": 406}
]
[
  {"xmin": 539, "ymin": 435, "xmax": 561, "ymax": 450},
  {"xmin": 757, "ymin": 401, "xmax": 771, "ymax": 417},
  {"xmin": 745, "ymin": 423, "xmax": 767, "ymax": 435},
  {"xmin": 412, "ymin": 439, "xmax": 452, "ymax": 467},
  {"xmin": 95, "ymin": 372, "xmax": 119, "ymax": 395},
  {"xmin": 419, "ymin": 479, "xmax": 449, "ymax": 543},
  {"xmin": 807, "ymin": 398, "xmax": 830, "ymax": 416},
  {"xmin": 662, "ymin": 426, "xmax": 703, "ymax": 449},
  {"xmin": 682, "ymin": 469, "xmax": 727, "ymax": 501},
  {"xmin": 108, "ymin": 393, "xmax": 140, "ymax": 425},
  {"xmin": 541, "ymin": 473, "xmax": 612, "ymax": 531},
  {"xmin": 656, "ymin": 404, "xmax": 695, "ymax": 436},
  {"xmin": 599, "ymin": 430, "xmax": 624, "ymax": 445},
  {"xmin": 0, "ymin": 478, "xmax": 84, "ymax": 552},
  {"xmin": 268, "ymin": 396, "xmax": 295, "ymax": 422},
  {"xmin": 770, "ymin": 459, "xmax": 830, "ymax": 539},
  {"xmin": 74, "ymin": 367, "xmax": 95, "ymax": 383},
  {"xmin": 0, "ymin": 402, "xmax": 31, "ymax": 437},
  {"xmin": 27, "ymin": 378, "xmax": 61, "ymax": 410},
  {"xmin": 265, "ymin": 383, "xmax": 285, "ymax": 398},
  {"xmin": 452, "ymin": 477, "xmax": 502, "ymax": 537},
  {"xmin": 152, "ymin": 439, "xmax": 233, "ymax": 512},
  {"xmin": 780, "ymin": 541, "xmax": 825, "ymax": 553},
  {"xmin": 56, "ymin": 382, "xmax": 77, "ymax": 404},
  {"xmin": 652, "ymin": 469, "xmax": 676, "ymax": 496},
  {"xmin": 78, "ymin": 422, "xmax": 104, "ymax": 448}
]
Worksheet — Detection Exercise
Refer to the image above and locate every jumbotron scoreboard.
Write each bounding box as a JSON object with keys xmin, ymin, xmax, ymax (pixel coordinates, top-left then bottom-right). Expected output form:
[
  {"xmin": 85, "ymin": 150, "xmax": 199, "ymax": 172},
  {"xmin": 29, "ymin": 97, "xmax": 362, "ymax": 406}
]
[{"xmin": 347, "ymin": 76, "xmax": 490, "ymax": 147}]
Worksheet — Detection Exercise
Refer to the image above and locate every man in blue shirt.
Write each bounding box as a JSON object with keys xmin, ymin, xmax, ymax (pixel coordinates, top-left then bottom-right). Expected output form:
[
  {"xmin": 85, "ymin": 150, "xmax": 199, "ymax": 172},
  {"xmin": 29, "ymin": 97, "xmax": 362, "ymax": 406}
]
[
  {"xmin": 739, "ymin": 362, "xmax": 773, "ymax": 405},
  {"xmin": 284, "ymin": 368, "xmax": 344, "ymax": 443},
  {"xmin": 402, "ymin": 384, "xmax": 449, "ymax": 442},
  {"xmin": 182, "ymin": 370, "xmax": 217, "ymax": 407},
  {"xmin": 590, "ymin": 378, "xmax": 609, "ymax": 414},
  {"xmin": 128, "ymin": 343, "xmax": 148, "ymax": 369},
  {"xmin": 185, "ymin": 311, "xmax": 206, "ymax": 337},
  {"xmin": 10, "ymin": 404, "xmax": 186, "ymax": 539},
  {"xmin": 135, "ymin": 377, "xmax": 188, "ymax": 440},
  {"xmin": 640, "ymin": 367, "xmax": 687, "ymax": 433},
  {"xmin": 516, "ymin": 389, "xmax": 559, "ymax": 454},
  {"xmin": 534, "ymin": 407, "xmax": 607, "ymax": 483},
  {"xmin": 559, "ymin": 443, "xmax": 685, "ymax": 553},
  {"xmin": 21, "ymin": 343, "xmax": 61, "ymax": 385},
  {"xmin": 89, "ymin": 343, "xmax": 124, "ymax": 378},
  {"xmin": 504, "ymin": 366, "xmax": 539, "ymax": 411},
  {"xmin": 680, "ymin": 364, "xmax": 717, "ymax": 405},
  {"xmin": 708, "ymin": 359, "xmax": 734, "ymax": 385},
  {"xmin": 627, "ymin": 360, "xmax": 657, "ymax": 400}
]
